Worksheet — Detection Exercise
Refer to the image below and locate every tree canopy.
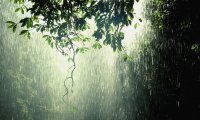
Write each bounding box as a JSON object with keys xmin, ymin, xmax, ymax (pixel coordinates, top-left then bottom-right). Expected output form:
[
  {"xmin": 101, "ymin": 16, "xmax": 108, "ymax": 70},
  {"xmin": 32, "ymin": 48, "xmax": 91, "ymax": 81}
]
[
  {"xmin": 7, "ymin": 0, "xmax": 141, "ymax": 53},
  {"xmin": 7, "ymin": 0, "xmax": 141, "ymax": 94}
]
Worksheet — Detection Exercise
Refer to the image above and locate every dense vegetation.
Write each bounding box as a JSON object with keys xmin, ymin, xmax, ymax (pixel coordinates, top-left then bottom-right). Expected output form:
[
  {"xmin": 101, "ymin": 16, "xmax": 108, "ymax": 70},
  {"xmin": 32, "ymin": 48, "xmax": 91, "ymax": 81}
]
[
  {"xmin": 7, "ymin": 0, "xmax": 141, "ymax": 51},
  {"xmin": 119, "ymin": 0, "xmax": 200, "ymax": 119},
  {"xmin": 148, "ymin": 0, "xmax": 200, "ymax": 119}
]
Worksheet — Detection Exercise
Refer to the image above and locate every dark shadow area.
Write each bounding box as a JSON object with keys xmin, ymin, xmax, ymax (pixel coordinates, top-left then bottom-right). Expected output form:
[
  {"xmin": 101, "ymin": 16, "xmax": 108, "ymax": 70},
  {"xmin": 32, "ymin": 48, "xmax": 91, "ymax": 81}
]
[{"xmin": 118, "ymin": 0, "xmax": 200, "ymax": 119}]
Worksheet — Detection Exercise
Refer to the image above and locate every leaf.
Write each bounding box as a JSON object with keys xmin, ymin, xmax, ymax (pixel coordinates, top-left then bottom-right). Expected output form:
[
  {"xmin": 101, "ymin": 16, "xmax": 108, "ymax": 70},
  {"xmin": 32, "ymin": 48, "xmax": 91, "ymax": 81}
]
[
  {"xmin": 15, "ymin": 8, "xmax": 21, "ymax": 12},
  {"xmin": 128, "ymin": 20, "xmax": 132, "ymax": 25},
  {"xmin": 92, "ymin": 42, "xmax": 102, "ymax": 49},
  {"xmin": 109, "ymin": 25, "xmax": 114, "ymax": 32},
  {"xmin": 91, "ymin": 1, "xmax": 96, "ymax": 6},
  {"xmin": 76, "ymin": 47, "xmax": 89, "ymax": 53},
  {"xmin": 8, "ymin": 24, "xmax": 14, "ymax": 28},
  {"xmin": 18, "ymin": 0, "xmax": 25, "ymax": 4},
  {"xmin": 124, "ymin": 55, "xmax": 128, "ymax": 61},
  {"xmin": 6, "ymin": 21, "xmax": 16, "ymax": 29},
  {"xmin": 12, "ymin": 24, "xmax": 17, "ymax": 32},
  {"xmin": 27, "ymin": 18, "xmax": 33, "ymax": 28},
  {"xmin": 134, "ymin": 23, "xmax": 137, "ymax": 29},
  {"xmin": 75, "ymin": 48, "xmax": 79, "ymax": 53},
  {"xmin": 119, "ymin": 32, "xmax": 124, "ymax": 39},
  {"xmin": 19, "ymin": 30, "xmax": 28, "ymax": 35},
  {"xmin": 139, "ymin": 18, "xmax": 142, "ymax": 22},
  {"xmin": 46, "ymin": 37, "xmax": 52, "ymax": 45},
  {"xmin": 36, "ymin": 27, "xmax": 41, "ymax": 32},
  {"xmin": 33, "ymin": 24, "xmax": 40, "ymax": 28},
  {"xmin": 19, "ymin": 18, "xmax": 29, "ymax": 27},
  {"xmin": 50, "ymin": 42, "xmax": 54, "ymax": 48},
  {"xmin": 42, "ymin": 35, "xmax": 49, "ymax": 38},
  {"xmin": 123, "ymin": 54, "xmax": 133, "ymax": 61},
  {"xmin": 40, "ymin": 26, "xmax": 45, "ymax": 33},
  {"xmin": 191, "ymin": 43, "xmax": 199, "ymax": 52},
  {"xmin": 82, "ymin": 37, "xmax": 91, "ymax": 42},
  {"xmin": 27, "ymin": 32, "xmax": 31, "ymax": 39},
  {"xmin": 21, "ymin": 8, "xmax": 24, "ymax": 14},
  {"xmin": 6, "ymin": 21, "xmax": 15, "ymax": 25},
  {"xmin": 93, "ymin": 30, "xmax": 102, "ymax": 40}
]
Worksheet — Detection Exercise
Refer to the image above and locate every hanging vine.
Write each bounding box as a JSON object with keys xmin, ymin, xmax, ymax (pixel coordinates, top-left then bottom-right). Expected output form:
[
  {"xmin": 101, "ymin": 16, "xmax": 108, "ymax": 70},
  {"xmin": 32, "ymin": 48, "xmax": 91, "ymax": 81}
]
[{"xmin": 7, "ymin": 0, "xmax": 141, "ymax": 100}]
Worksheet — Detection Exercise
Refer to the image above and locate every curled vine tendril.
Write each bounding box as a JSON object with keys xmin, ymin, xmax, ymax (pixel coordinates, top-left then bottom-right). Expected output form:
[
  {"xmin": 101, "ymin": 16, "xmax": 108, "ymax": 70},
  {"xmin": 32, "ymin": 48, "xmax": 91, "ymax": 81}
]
[
  {"xmin": 55, "ymin": 36, "xmax": 77, "ymax": 102},
  {"xmin": 63, "ymin": 42, "xmax": 76, "ymax": 102}
]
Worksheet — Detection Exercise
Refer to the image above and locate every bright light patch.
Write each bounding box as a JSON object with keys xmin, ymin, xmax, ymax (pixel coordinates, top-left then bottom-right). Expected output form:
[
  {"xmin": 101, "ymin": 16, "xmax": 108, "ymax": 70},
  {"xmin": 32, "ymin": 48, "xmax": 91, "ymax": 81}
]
[{"xmin": 122, "ymin": 0, "xmax": 144, "ymax": 48}]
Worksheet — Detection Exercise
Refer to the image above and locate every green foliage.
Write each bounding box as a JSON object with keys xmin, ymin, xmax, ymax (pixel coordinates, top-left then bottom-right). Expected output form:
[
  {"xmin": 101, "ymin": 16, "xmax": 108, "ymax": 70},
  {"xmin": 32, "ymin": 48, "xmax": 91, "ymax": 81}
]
[
  {"xmin": 7, "ymin": 0, "xmax": 140, "ymax": 52},
  {"xmin": 92, "ymin": 42, "xmax": 102, "ymax": 49},
  {"xmin": 134, "ymin": 23, "xmax": 138, "ymax": 29},
  {"xmin": 12, "ymin": 0, "xmax": 25, "ymax": 4},
  {"xmin": 75, "ymin": 47, "xmax": 89, "ymax": 53},
  {"xmin": 6, "ymin": 21, "xmax": 17, "ymax": 32},
  {"xmin": 191, "ymin": 43, "xmax": 200, "ymax": 52},
  {"xmin": 123, "ymin": 53, "xmax": 133, "ymax": 62},
  {"xmin": 15, "ymin": 7, "xmax": 25, "ymax": 14},
  {"xmin": 141, "ymin": 0, "xmax": 200, "ymax": 119},
  {"xmin": 19, "ymin": 30, "xmax": 31, "ymax": 39}
]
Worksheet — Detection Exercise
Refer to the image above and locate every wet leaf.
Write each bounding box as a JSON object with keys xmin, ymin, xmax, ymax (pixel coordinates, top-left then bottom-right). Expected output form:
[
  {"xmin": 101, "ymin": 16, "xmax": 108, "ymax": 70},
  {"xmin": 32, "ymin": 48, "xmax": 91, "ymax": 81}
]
[
  {"xmin": 134, "ymin": 23, "xmax": 137, "ymax": 29},
  {"xmin": 19, "ymin": 30, "xmax": 28, "ymax": 35},
  {"xmin": 15, "ymin": 8, "xmax": 21, "ymax": 12},
  {"xmin": 12, "ymin": 24, "xmax": 17, "ymax": 32},
  {"xmin": 92, "ymin": 42, "xmax": 102, "ymax": 49}
]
